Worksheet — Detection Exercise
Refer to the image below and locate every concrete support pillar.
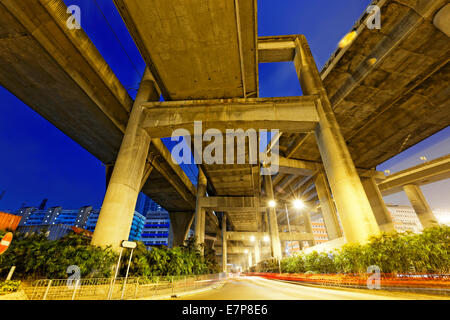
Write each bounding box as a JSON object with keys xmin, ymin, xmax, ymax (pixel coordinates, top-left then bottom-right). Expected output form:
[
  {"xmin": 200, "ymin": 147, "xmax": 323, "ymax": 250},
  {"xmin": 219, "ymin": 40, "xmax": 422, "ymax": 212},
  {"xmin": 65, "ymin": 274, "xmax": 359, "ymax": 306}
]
[
  {"xmin": 222, "ymin": 214, "xmax": 227, "ymax": 273},
  {"xmin": 105, "ymin": 164, "xmax": 114, "ymax": 188},
  {"xmin": 248, "ymin": 252, "xmax": 253, "ymax": 269},
  {"xmin": 302, "ymin": 211, "xmax": 316, "ymax": 247},
  {"xmin": 91, "ymin": 68, "xmax": 159, "ymax": 250},
  {"xmin": 314, "ymin": 171, "xmax": 343, "ymax": 239},
  {"xmin": 168, "ymin": 212, "xmax": 194, "ymax": 247},
  {"xmin": 263, "ymin": 174, "xmax": 282, "ymax": 259},
  {"xmin": 194, "ymin": 168, "xmax": 207, "ymax": 253},
  {"xmin": 254, "ymin": 242, "xmax": 261, "ymax": 264},
  {"xmin": 361, "ymin": 177, "xmax": 395, "ymax": 233},
  {"xmin": 294, "ymin": 35, "xmax": 380, "ymax": 244},
  {"xmin": 403, "ymin": 184, "xmax": 439, "ymax": 229}
]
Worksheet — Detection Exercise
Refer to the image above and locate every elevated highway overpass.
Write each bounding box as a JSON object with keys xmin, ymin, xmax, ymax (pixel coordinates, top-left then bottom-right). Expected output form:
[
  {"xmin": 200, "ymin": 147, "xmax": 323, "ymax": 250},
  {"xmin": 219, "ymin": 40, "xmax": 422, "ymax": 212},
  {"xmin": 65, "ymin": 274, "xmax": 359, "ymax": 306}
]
[{"xmin": 0, "ymin": 0, "xmax": 449, "ymax": 272}]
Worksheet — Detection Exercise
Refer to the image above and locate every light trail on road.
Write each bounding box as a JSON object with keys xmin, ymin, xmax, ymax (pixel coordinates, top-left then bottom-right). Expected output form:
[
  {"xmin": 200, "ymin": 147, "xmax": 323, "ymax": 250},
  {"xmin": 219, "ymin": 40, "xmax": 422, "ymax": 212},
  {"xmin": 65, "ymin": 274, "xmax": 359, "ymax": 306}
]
[{"xmin": 171, "ymin": 276, "xmax": 449, "ymax": 300}]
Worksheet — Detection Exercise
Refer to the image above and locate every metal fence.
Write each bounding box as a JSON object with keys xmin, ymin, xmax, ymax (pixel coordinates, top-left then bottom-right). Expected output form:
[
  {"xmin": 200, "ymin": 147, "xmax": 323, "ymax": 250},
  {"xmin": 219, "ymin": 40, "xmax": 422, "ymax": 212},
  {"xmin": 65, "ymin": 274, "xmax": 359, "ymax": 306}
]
[{"xmin": 22, "ymin": 274, "xmax": 224, "ymax": 300}]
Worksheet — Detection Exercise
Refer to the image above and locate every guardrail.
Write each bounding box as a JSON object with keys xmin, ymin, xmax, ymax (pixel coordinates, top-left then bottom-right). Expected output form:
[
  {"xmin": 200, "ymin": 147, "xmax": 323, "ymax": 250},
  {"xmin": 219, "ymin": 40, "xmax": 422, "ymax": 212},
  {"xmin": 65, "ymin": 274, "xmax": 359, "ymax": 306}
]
[
  {"xmin": 246, "ymin": 273, "xmax": 450, "ymax": 293},
  {"xmin": 22, "ymin": 274, "xmax": 224, "ymax": 300}
]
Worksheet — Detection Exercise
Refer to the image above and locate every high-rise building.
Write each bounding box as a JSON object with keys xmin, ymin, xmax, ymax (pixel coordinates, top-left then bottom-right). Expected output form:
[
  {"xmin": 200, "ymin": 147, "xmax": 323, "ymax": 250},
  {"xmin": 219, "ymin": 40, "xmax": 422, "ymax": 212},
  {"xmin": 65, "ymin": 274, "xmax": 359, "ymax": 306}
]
[
  {"xmin": 311, "ymin": 217, "xmax": 329, "ymax": 244},
  {"xmin": 386, "ymin": 205, "xmax": 423, "ymax": 233},
  {"xmin": 129, "ymin": 211, "xmax": 146, "ymax": 242},
  {"xmin": 17, "ymin": 207, "xmax": 37, "ymax": 226},
  {"xmin": 142, "ymin": 196, "xmax": 164, "ymax": 215},
  {"xmin": 14, "ymin": 205, "xmax": 145, "ymax": 241},
  {"xmin": 140, "ymin": 211, "xmax": 170, "ymax": 248}
]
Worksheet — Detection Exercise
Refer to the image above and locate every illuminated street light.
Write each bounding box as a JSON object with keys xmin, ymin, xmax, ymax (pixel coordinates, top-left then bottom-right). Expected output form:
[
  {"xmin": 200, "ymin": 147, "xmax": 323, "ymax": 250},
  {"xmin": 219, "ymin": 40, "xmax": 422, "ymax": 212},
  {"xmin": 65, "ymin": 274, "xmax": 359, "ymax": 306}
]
[
  {"xmin": 244, "ymin": 249, "xmax": 249, "ymax": 254},
  {"xmin": 268, "ymin": 200, "xmax": 276, "ymax": 208},
  {"xmin": 338, "ymin": 31, "xmax": 357, "ymax": 48},
  {"xmin": 250, "ymin": 235, "xmax": 255, "ymax": 242},
  {"xmin": 420, "ymin": 156, "xmax": 427, "ymax": 163},
  {"xmin": 263, "ymin": 235, "xmax": 270, "ymax": 243},
  {"xmin": 293, "ymin": 199, "xmax": 305, "ymax": 209}
]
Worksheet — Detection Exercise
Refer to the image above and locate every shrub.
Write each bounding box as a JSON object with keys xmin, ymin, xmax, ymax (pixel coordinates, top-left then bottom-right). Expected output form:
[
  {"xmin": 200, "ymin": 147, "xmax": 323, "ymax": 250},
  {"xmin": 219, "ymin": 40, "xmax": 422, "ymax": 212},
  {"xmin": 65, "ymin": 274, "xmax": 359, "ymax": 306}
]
[
  {"xmin": 0, "ymin": 232, "xmax": 220, "ymax": 280},
  {"xmin": 279, "ymin": 226, "xmax": 450, "ymax": 274}
]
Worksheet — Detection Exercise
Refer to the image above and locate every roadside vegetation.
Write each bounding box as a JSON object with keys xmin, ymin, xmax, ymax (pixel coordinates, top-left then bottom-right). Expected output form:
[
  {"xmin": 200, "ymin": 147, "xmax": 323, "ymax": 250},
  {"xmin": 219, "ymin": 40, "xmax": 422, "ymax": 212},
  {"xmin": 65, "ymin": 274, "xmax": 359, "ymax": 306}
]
[
  {"xmin": 253, "ymin": 226, "xmax": 450, "ymax": 274},
  {"xmin": 0, "ymin": 230, "xmax": 220, "ymax": 280}
]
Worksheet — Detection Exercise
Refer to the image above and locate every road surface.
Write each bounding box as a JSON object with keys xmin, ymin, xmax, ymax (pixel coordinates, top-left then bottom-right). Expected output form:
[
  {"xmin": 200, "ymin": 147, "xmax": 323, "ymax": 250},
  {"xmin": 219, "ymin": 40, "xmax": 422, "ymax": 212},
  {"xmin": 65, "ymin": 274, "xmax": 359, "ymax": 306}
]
[{"xmin": 172, "ymin": 276, "xmax": 448, "ymax": 300}]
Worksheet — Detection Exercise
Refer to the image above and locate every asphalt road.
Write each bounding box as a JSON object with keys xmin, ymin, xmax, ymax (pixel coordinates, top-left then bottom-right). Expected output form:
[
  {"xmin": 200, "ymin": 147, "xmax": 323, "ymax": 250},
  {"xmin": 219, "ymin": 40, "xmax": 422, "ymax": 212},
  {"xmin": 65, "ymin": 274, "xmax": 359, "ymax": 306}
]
[{"xmin": 172, "ymin": 276, "xmax": 448, "ymax": 300}]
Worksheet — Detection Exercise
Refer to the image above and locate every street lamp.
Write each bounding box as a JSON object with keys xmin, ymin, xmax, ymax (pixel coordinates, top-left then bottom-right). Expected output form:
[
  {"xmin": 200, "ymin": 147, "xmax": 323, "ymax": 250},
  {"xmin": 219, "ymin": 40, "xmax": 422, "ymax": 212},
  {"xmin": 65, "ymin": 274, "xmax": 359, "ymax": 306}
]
[
  {"xmin": 268, "ymin": 200, "xmax": 276, "ymax": 208},
  {"xmin": 338, "ymin": 31, "xmax": 357, "ymax": 48},
  {"xmin": 244, "ymin": 249, "xmax": 249, "ymax": 254},
  {"xmin": 250, "ymin": 235, "xmax": 255, "ymax": 242},
  {"xmin": 293, "ymin": 199, "xmax": 305, "ymax": 209},
  {"xmin": 263, "ymin": 235, "xmax": 270, "ymax": 243}
]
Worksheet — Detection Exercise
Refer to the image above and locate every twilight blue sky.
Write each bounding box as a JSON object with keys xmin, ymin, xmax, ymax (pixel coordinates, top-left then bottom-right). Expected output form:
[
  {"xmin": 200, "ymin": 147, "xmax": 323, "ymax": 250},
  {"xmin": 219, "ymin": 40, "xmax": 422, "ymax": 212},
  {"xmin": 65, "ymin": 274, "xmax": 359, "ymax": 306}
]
[{"xmin": 0, "ymin": 0, "xmax": 448, "ymax": 212}]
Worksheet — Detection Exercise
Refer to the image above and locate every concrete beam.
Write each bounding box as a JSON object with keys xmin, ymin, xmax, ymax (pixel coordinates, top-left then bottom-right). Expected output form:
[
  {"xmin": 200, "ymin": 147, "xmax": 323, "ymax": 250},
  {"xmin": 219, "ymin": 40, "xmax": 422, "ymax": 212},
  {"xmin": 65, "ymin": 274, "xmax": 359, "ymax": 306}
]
[
  {"xmin": 141, "ymin": 97, "xmax": 319, "ymax": 138},
  {"xmin": 278, "ymin": 156, "xmax": 318, "ymax": 176},
  {"xmin": 378, "ymin": 155, "xmax": 450, "ymax": 196},
  {"xmin": 258, "ymin": 37, "xmax": 295, "ymax": 63},
  {"xmin": 216, "ymin": 247, "xmax": 256, "ymax": 255},
  {"xmin": 258, "ymin": 36, "xmax": 297, "ymax": 63},
  {"xmin": 279, "ymin": 232, "xmax": 314, "ymax": 241},
  {"xmin": 277, "ymin": 157, "xmax": 385, "ymax": 181},
  {"xmin": 200, "ymin": 196, "xmax": 264, "ymax": 211},
  {"xmin": 226, "ymin": 232, "xmax": 269, "ymax": 242}
]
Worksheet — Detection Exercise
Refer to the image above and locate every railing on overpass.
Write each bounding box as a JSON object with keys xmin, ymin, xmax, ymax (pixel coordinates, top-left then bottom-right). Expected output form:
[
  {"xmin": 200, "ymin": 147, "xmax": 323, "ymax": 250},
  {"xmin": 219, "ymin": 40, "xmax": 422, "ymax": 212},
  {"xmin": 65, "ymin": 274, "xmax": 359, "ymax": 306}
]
[{"xmin": 22, "ymin": 274, "xmax": 224, "ymax": 300}]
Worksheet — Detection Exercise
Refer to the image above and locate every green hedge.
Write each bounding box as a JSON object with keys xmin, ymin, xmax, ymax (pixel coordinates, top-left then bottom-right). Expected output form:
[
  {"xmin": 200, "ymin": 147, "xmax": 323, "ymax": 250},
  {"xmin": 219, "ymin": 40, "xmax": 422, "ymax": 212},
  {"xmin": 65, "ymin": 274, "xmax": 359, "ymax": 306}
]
[
  {"xmin": 275, "ymin": 226, "xmax": 450, "ymax": 274},
  {"xmin": 0, "ymin": 232, "xmax": 117, "ymax": 279},
  {"xmin": 0, "ymin": 231, "xmax": 220, "ymax": 280}
]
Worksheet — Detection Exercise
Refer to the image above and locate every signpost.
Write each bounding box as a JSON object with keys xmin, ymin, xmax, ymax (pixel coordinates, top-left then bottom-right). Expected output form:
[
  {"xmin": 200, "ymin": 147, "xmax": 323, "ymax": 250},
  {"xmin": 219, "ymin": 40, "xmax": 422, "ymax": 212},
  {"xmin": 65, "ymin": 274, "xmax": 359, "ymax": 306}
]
[
  {"xmin": 121, "ymin": 241, "xmax": 137, "ymax": 300},
  {"xmin": 0, "ymin": 232, "xmax": 13, "ymax": 255},
  {"xmin": 108, "ymin": 240, "xmax": 137, "ymax": 300}
]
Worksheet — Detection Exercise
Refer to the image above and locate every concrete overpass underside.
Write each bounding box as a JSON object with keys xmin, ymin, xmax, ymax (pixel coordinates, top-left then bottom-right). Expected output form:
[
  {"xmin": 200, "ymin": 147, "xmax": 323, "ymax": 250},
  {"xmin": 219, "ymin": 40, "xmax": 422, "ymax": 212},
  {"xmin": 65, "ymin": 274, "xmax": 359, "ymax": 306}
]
[{"xmin": 0, "ymin": 0, "xmax": 197, "ymax": 215}]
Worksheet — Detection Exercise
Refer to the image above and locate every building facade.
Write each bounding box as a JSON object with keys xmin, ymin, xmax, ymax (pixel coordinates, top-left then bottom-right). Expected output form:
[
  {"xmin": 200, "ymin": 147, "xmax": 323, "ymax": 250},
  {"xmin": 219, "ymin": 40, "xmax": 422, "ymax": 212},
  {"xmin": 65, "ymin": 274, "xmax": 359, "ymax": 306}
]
[
  {"xmin": 386, "ymin": 205, "xmax": 423, "ymax": 233},
  {"xmin": 140, "ymin": 211, "xmax": 170, "ymax": 248},
  {"xmin": 15, "ymin": 205, "xmax": 145, "ymax": 241}
]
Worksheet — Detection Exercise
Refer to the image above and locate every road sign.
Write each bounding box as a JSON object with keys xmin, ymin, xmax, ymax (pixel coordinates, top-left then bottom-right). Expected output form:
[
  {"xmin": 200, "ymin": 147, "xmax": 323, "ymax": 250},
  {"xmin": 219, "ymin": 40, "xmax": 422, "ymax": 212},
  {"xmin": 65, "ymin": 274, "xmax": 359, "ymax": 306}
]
[
  {"xmin": 121, "ymin": 240, "xmax": 137, "ymax": 249},
  {"xmin": 0, "ymin": 232, "xmax": 13, "ymax": 255}
]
